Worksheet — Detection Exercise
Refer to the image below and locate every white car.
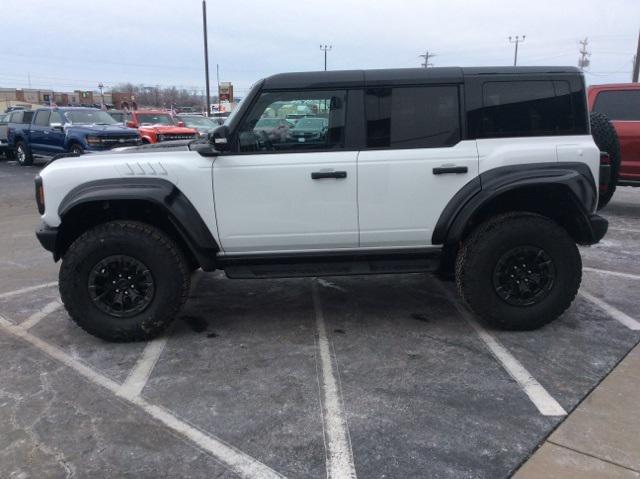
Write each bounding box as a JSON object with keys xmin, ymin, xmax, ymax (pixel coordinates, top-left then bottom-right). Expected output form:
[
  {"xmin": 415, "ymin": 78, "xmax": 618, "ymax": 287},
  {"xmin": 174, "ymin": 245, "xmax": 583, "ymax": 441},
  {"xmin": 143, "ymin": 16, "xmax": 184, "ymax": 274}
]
[{"xmin": 34, "ymin": 66, "xmax": 608, "ymax": 341}]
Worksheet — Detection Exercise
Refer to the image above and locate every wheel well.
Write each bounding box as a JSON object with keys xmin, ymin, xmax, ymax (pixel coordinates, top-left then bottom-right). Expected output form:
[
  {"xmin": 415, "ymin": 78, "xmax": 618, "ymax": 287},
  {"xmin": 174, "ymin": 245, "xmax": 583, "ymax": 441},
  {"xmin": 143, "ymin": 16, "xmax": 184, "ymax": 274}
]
[
  {"xmin": 461, "ymin": 185, "xmax": 592, "ymax": 245},
  {"xmin": 56, "ymin": 200, "xmax": 199, "ymax": 269}
]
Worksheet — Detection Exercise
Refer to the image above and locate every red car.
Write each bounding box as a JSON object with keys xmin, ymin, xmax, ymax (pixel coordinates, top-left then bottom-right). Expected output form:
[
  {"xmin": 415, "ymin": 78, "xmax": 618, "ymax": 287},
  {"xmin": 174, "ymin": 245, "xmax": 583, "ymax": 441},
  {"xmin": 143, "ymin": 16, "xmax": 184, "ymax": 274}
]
[
  {"xmin": 125, "ymin": 110, "xmax": 198, "ymax": 144},
  {"xmin": 588, "ymin": 84, "xmax": 640, "ymax": 186}
]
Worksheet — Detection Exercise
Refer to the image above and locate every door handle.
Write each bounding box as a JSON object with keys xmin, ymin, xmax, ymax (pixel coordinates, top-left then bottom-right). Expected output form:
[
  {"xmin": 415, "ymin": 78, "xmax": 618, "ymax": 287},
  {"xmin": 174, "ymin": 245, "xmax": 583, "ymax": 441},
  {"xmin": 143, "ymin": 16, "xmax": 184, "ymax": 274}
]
[
  {"xmin": 311, "ymin": 171, "xmax": 347, "ymax": 180},
  {"xmin": 43, "ymin": 130, "xmax": 50, "ymax": 134},
  {"xmin": 433, "ymin": 166, "xmax": 468, "ymax": 175}
]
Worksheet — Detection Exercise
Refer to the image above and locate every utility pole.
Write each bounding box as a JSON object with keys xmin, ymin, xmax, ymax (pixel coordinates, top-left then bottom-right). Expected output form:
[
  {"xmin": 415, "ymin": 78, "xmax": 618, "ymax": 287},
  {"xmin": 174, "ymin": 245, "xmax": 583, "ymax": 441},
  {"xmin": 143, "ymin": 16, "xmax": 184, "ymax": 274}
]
[
  {"xmin": 202, "ymin": 0, "xmax": 211, "ymax": 116},
  {"xmin": 578, "ymin": 37, "xmax": 591, "ymax": 71},
  {"xmin": 508, "ymin": 35, "xmax": 526, "ymax": 66},
  {"xmin": 320, "ymin": 45, "xmax": 332, "ymax": 71},
  {"xmin": 419, "ymin": 51, "xmax": 436, "ymax": 68},
  {"xmin": 633, "ymin": 30, "xmax": 640, "ymax": 83}
]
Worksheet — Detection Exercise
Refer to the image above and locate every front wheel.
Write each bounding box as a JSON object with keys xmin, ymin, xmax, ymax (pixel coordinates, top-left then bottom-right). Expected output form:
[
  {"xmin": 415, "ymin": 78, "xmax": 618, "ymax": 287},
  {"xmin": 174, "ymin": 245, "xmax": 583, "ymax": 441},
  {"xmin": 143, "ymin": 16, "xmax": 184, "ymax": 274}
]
[
  {"xmin": 15, "ymin": 141, "xmax": 33, "ymax": 166},
  {"xmin": 59, "ymin": 221, "xmax": 191, "ymax": 342},
  {"xmin": 69, "ymin": 143, "xmax": 84, "ymax": 155},
  {"xmin": 455, "ymin": 212, "xmax": 581, "ymax": 330}
]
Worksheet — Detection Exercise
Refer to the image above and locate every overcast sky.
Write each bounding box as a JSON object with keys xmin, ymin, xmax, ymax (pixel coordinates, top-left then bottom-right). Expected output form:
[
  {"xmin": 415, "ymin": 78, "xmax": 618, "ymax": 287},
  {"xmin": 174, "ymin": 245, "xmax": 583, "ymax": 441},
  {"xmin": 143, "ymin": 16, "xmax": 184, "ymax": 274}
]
[{"xmin": 2, "ymin": 0, "xmax": 638, "ymax": 96}]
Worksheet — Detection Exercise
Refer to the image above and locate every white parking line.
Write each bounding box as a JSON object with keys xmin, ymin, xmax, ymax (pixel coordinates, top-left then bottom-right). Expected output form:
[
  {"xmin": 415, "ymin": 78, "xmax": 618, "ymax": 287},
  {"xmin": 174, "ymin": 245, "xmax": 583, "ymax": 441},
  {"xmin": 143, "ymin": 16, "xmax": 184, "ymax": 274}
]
[
  {"xmin": 0, "ymin": 314, "xmax": 285, "ymax": 479},
  {"xmin": 312, "ymin": 280, "xmax": 358, "ymax": 479},
  {"xmin": 583, "ymin": 267, "xmax": 640, "ymax": 281},
  {"xmin": 0, "ymin": 281, "xmax": 58, "ymax": 300},
  {"xmin": 579, "ymin": 290, "xmax": 640, "ymax": 331},
  {"xmin": 436, "ymin": 285, "xmax": 567, "ymax": 417},
  {"xmin": 20, "ymin": 300, "xmax": 62, "ymax": 330},
  {"xmin": 119, "ymin": 337, "xmax": 169, "ymax": 397},
  {"xmin": 608, "ymin": 226, "xmax": 640, "ymax": 234}
]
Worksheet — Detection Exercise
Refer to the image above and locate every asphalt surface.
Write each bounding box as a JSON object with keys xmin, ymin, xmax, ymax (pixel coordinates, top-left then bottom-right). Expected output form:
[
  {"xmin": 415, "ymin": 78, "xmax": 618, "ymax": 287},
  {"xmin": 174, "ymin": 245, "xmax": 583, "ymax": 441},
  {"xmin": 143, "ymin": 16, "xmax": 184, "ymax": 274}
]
[{"xmin": 1, "ymin": 157, "xmax": 639, "ymax": 478}]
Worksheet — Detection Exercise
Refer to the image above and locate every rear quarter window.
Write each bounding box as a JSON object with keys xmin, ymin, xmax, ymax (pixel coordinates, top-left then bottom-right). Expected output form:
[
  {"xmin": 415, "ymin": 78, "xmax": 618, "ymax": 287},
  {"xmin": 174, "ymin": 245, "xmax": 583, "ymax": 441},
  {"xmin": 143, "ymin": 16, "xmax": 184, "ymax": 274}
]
[{"xmin": 593, "ymin": 90, "xmax": 640, "ymax": 121}]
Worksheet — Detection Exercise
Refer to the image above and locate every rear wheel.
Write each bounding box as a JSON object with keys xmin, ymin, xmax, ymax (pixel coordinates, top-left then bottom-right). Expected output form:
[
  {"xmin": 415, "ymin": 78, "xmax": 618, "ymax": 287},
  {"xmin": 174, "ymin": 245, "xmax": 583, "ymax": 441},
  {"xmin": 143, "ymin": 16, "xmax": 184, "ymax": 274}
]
[
  {"xmin": 455, "ymin": 212, "xmax": 581, "ymax": 330},
  {"xmin": 15, "ymin": 141, "xmax": 33, "ymax": 166},
  {"xmin": 59, "ymin": 221, "xmax": 190, "ymax": 342},
  {"xmin": 590, "ymin": 111, "xmax": 620, "ymax": 209}
]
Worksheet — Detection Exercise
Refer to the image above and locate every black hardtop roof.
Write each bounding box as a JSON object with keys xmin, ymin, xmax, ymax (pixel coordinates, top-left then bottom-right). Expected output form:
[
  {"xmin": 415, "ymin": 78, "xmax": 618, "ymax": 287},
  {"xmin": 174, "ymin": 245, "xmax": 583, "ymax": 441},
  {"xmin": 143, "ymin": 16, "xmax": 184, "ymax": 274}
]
[{"xmin": 262, "ymin": 66, "xmax": 582, "ymax": 89}]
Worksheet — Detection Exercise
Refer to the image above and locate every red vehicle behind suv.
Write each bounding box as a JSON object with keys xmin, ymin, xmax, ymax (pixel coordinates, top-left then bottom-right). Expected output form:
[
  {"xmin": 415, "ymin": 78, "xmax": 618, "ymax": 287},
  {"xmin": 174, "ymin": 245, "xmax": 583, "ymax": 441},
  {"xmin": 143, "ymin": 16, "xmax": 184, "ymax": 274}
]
[
  {"xmin": 588, "ymin": 83, "xmax": 640, "ymax": 186},
  {"xmin": 125, "ymin": 110, "xmax": 198, "ymax": 144}
]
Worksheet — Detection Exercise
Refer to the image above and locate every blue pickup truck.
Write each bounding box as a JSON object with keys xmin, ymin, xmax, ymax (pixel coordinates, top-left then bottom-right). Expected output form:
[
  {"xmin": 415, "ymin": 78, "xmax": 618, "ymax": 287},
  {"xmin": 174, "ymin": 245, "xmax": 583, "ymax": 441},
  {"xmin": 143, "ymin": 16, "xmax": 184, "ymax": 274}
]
[{"xmin": 8, "ymin": 107, "xmax": 141, "ymax": 166}]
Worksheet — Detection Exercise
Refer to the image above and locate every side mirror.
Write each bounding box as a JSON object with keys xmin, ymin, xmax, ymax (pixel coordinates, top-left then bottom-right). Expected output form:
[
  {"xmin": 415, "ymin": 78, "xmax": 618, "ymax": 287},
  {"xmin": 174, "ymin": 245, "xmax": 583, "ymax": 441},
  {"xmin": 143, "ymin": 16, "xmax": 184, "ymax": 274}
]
[
  {"xmin": 210, "ymin": 125, "xmax": 230, "ymax": 152},
  {"xmin": 126, "ymin": 120, "xmax": 137, "ymax": 128},
  {"xmin": 177, "ymin": 121, "xmax": 185, "ymax": 127},
  {"xmin": 50, "ymin": 122, "xmax": 63, "ymax": 131}
]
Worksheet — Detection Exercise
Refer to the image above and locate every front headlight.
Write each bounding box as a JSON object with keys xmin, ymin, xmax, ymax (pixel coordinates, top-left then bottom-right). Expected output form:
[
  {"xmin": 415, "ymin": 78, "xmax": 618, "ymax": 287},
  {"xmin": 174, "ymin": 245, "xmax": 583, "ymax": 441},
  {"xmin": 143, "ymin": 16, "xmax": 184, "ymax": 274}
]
[
  {"xmin": 157, "ymin": 134, "xmax": 165, "ymax": 141},
  {"xmin": 86, "ymin": 135, "xmax": 101, "ymax": 146}
]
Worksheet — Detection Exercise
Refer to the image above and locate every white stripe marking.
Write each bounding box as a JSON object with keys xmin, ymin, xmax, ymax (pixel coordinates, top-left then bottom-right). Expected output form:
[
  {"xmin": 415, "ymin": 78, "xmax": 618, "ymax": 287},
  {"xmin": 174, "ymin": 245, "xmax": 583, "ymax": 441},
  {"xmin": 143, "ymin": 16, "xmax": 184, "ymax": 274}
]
[
  {"xmin": 608, "ymin": 226, "xmax": 640, "ymax": 234},
  {"xmin": 0, "ymin": 315, "xmax": 284, "ymax": 479},
  {"xmin": 20, "ymin": 300, "xmax": 62, "ymax": 330},
  {"xmin": 436, "ymin": 285, "xmax": 567, "ymax": 417},
  {"xmin": 119, "ymin": 337, "xmax": 169, "ymax": 397},
  {"xmin": 579, "ymin": 290, "xmax": 640, "ymax": 331},
  {"xmin": 0, "ymin": 282, "xmax": 58, "ymax": 300},
  {"xmin": 583, "ymin": 267, "xmax": 640, "ymax": 281},
  {"xmin": 311, "ymin": 281, "xmax": 357, "ymax": 479}
]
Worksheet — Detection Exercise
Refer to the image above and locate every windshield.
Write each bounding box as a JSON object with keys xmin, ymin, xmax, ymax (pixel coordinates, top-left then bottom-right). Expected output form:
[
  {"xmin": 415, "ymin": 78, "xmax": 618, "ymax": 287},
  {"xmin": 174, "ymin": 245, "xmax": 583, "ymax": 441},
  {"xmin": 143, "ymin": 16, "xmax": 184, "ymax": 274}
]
[
  {"xmin": 179, "ymin": 116, "xmax": 215, "ymax": 127},
  {"xmin": 108, "ymin": 112, "xmax": 125, "ymax": 122},
  {"xmin": 256, "ymin": 118, "xmax": 281, "ymax": 128},
  {"xmin": 295, "ymin": 117, "xmax": 327, "ymax": 129},
  {"xmin": 136, "ymin": 113, "xmax": 174, "ymax": 126},
  {"xmin": 64, "ymin": 110, "xmax": 117, "ymax": 125}
]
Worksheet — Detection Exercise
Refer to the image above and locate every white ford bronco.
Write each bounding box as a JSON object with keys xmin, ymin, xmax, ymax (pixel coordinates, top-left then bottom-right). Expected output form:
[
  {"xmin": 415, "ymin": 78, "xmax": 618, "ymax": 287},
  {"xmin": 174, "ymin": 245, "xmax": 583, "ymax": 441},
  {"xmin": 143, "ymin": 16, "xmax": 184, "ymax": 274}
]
[{"xmin": 35, "ymin": 67, "xmax": 609, "ymax": 341}]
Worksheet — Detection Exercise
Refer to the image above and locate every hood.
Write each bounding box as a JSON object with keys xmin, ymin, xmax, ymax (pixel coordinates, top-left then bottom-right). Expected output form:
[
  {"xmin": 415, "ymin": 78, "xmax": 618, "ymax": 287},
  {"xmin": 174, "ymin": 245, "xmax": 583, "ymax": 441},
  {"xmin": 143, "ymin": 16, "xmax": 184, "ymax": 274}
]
[
  {"xmin": 138, "ymin": 125, "xmax": 198, "ymax": 134},
  {"xmin": 66, "ymin": 124, "xmax": 139, "ymax": 135}
]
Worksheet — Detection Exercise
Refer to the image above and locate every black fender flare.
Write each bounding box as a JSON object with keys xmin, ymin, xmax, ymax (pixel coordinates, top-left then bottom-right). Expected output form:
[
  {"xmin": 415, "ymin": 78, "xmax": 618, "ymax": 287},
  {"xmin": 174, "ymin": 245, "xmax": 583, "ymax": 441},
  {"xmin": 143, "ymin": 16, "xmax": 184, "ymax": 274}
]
[
  {"xmin": 432, "ymin": 162, "xmax": 600, "ymax": 245},
  {"xmin": 58, "ymin": 177, "xmax": 219, "ymax": 269}
]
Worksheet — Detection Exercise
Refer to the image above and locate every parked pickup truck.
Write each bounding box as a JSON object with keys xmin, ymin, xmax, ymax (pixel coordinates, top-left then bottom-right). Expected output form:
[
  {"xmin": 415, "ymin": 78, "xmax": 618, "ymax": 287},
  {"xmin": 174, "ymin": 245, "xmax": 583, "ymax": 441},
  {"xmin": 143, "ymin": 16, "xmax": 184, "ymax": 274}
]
[
  {"xmin": 589, "ymin": 83, "xmax": 640, "ymax": 187},
  {"xmin": 125, "ymin": 110, "xmax": 198, "ymax": 144},
  {"xmin": 8, "ymin": 107, "xmax": 141, "ymax": 166}
]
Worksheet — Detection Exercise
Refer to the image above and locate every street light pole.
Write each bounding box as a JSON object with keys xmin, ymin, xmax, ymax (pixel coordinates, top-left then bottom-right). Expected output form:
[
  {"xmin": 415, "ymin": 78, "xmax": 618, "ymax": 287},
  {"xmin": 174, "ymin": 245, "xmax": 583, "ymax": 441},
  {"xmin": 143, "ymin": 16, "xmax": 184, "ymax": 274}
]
[
  {"xmin": 509, "ymin": 35, "xmax": 525, "ymax": 66},
  {"xmin": 320, "ymin": 44, "xmax": 332, "ymax": 71},
  {"xmin": 98, "ymin": 82, "xmax": 104, "ymax": 109},
  {"xmin": 202, "ymin": 0, "xmax": 211, "ymax": 116}
]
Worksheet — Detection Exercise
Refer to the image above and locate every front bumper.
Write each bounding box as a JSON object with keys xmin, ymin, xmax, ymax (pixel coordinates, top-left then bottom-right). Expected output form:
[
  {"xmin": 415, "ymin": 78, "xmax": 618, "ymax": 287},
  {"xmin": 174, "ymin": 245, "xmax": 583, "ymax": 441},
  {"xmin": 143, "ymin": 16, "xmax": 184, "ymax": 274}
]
[
  {"xmin": 36, "ymin": 222, "xmax": 59, "ymax": 259},
  {"xmin": 586, "ymin": 214, "xmax": 608, "ymax": 245}
]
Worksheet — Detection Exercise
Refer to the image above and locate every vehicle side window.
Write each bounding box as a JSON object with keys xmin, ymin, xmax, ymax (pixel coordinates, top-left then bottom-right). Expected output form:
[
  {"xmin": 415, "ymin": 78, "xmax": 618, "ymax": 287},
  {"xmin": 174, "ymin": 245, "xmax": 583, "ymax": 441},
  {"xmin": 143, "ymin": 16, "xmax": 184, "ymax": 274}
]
[
  {"xmin": 34, "ymin": 111, "xmax": 51, "ymax": 127},
  {"xmin": 23, "ymin": 111, "xmax": 34, "ymax": 124},
  {"xmin": 0, "ymin": 114, "xmax": 7, "ymax": 124},
  {"xmin": 593, "ymin": 90, "xmax": 640, "ymax": 121},
  {"xmin": 10, "ymin": 111, "xmax": 22, "ymax": 123},
  {"xmin": 236, "ymin": 90, "xmax": 346, "ymax": 153},
  {"xmin": 476, "ymin": 80, "xmax": 575, "ymax": 138},
  {"xmin": 365, "ymin": 85, "xmax": 460, "ymax": 149},
  {"xmin": 49, "ymin": 111, "xmax": 64, "ymax": 125}
]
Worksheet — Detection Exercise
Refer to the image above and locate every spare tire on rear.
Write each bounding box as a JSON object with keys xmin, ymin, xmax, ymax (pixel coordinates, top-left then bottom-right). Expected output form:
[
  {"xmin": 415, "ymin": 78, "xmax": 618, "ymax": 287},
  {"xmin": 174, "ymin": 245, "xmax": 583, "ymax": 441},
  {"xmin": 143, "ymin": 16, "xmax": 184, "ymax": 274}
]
[{"xmin": 590, "ymin": 111, "xmax": 620, "ymax": 209}]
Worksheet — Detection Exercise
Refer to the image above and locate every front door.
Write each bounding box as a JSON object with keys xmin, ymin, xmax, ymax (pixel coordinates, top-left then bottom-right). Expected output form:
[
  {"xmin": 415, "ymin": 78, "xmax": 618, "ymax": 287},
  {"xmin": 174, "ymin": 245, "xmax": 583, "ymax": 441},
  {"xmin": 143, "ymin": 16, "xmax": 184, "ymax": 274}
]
[{"xmin": 213, "ymin": 89, "xmax": 358, "ymax": 254}]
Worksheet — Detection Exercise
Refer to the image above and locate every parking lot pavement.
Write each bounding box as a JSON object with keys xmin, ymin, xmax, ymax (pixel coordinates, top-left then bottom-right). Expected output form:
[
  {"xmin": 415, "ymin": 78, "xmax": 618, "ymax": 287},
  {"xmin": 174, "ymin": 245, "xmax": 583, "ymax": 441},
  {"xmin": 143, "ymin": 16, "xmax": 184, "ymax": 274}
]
[{"xmin": 1, "ymin": 160, "xmax": 639, "ymax": 478}]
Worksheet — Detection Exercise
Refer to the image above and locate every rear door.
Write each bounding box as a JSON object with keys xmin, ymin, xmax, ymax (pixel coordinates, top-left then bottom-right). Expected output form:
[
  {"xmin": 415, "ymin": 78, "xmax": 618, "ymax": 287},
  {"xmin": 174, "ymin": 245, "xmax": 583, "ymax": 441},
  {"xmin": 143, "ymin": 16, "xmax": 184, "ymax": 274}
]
[
  {"xmin": 592, "ymin": 88, "xmax": 640, "ymax": 182},
  {"xmin": 357, "ymin": 84, "xmax": 479, "ymax": 247},
  {"xmin": 213, "ymin": 89, "xmax": 359, "ymax": 253}
]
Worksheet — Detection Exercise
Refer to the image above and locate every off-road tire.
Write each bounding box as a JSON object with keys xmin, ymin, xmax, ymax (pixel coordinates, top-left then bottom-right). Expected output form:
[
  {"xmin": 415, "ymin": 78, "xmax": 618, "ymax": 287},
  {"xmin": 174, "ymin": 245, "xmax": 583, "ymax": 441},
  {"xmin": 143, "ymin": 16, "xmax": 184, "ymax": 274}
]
[
  {"xmin": 590, "ymin": 111, "xmax": 620, "ymax": 209},
  {"xmin": 15, "ymin": 141, "xmax": 33, "ymax": 166},
  {"xmin": 455, "ymin": 212, "xmax": 581, "ymax": 330},
  {"xmin": 59, "ymin": 221, "xmax": 190, "ymax": 342}
]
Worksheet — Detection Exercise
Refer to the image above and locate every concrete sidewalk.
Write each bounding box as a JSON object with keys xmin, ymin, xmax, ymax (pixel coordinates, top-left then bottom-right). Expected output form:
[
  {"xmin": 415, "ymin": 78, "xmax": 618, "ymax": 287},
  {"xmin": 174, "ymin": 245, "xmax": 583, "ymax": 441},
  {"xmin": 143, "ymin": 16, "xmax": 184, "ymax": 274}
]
[{"xmin": 514, "ymin": 343, "xmax": 640, "ymax": 478}]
